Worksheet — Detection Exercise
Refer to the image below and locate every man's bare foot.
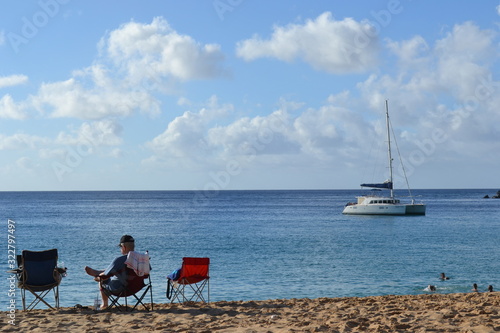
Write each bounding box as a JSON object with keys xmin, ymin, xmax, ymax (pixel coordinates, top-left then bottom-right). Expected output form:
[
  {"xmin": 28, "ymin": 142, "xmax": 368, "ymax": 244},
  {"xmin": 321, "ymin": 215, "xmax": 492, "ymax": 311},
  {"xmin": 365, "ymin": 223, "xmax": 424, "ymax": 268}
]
[{"xmin": 84, "ymin": 266, "xmax": 102, "ymax": 277}]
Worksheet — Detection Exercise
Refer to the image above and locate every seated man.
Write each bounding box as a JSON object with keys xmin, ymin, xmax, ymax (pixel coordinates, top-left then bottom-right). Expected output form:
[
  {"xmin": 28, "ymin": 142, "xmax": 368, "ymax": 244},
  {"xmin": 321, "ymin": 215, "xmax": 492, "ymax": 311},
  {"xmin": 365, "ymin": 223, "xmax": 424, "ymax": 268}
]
[{"xmin": 85, "ymin": 235, "xmax": 135, "ymax": 309}]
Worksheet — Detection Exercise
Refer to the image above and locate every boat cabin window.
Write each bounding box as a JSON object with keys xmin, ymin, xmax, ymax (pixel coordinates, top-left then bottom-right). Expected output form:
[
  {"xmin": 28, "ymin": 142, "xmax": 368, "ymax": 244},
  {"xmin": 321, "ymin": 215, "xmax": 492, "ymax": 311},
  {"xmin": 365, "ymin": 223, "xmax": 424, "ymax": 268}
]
[{"xmin": 369, "ymin": 199, "xmax": 400, "ymax": 204}]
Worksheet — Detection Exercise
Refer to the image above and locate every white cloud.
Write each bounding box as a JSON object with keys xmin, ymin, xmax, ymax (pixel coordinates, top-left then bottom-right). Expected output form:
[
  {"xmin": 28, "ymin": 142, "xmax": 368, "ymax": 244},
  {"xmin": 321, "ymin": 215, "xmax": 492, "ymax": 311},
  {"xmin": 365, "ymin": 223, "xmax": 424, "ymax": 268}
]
[
  {"xmin": 435, "ymin": 22, "xmax": 495, "ymax": 63},
  {"xmin": 0, "ymin": 133, "xmax": 49, "ymax": 150},
  {"xmin": 386, "ymin": 36, "xmax": 429, "ymax": 68},
  {"xmin": 55, "ymin": 119, "xmax": 123, "ymax": 147},
  {"xmin": 101, "ymin": 17, "xmax": 227, "ymax": 83},
  {"xmin": 146, "ymin": 96, "xmax": 232, "ymax": 163},
  {"xmin": 146, "ymin": 94, "xmax": 372, "ymax": 169},
  {"xmin": 358, "ymin": 21, "xmax": 500, "ymax": 163},
  {"xmin": 0, "ymin": 30, "xmax": 4, "ymax": 46},
  {"xmin": 27, "ymin": 17, "xmax": 227, "ymax": 120},
  {"xmin": 31, "ymin": 65, "xmax": 160, "ymax": 119},
  {"xmin": 177, "ymin": 96, "xmax": 191, "ymax": 106},
  {"xmin": 16, "ymin": 156, "xmax": 38, "ymax": 171},
  {"xmin": 0, "ymin": 94, "xmax": 27, "ymax": 119},
  {"xmin": 236, "ymin": 12, "xmax": 379, "ymax": 73},
  {"xmin": 143, "ymin": 21, "xmax": 500, "ymax": 177},
  {"xmin": 0, "ymin": 74, "xmax": 28, "ymax": 88},
  {"xmin": 362, "ymin": 22, "xmax": 497, "ymax": 104},
  {"xmin": 497, "ymin": 4, "xmax": 500, "ymax": 16},
  {"xmin": 110, "ymin": 148, "xmax": 124, "ymax": 158},
  {"xmin": 207, "ymin": 109, "xmax": 296, "ymax": 157}
]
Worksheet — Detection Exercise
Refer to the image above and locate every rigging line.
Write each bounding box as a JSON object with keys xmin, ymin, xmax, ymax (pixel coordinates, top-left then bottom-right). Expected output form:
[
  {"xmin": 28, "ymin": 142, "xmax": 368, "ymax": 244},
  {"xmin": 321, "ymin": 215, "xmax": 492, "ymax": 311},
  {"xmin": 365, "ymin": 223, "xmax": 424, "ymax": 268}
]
[{"xmin": 388, "ymin": 115, "xmax": 415, "ymax": 201}]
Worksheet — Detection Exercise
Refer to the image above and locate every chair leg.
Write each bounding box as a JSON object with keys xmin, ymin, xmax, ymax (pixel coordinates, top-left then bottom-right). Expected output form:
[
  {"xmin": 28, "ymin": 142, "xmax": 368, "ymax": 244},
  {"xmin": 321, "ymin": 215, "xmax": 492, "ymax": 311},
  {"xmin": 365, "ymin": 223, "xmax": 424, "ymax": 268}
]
[
  {"xmin": 54, "ymin": 285, "xmax": 59, "ymax": 309},
  {"xmin": 105, "ymin": 284, "xmax": 153, "ymax": 312},
  {"xmin": 21, "ymin": 288, "xmax": 26, "ymax": 311},
  {"xmin": 106, "ymin": 293, "xmax": 125, "ymax": 312},
  {"xmin": 170, "ymin": 279, "xmax": 209, "ymax": 303},
  {"xmin": 150, "ymin": 282, "xmax": 154, "ymax": 310},
  {"xmin": 26, "ymin": 289, "xmax": 55, "ymax": 310},
  {"xmin": 131, "ymin": 282, "xmax": 154, "ymax": 311}
]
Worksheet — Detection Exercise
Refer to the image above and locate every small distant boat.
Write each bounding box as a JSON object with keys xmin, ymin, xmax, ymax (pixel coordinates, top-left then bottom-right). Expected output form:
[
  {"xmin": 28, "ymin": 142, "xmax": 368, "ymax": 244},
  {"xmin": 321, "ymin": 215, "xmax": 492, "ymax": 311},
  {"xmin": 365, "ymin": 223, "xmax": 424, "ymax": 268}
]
[{"xmin": 342, "ymin": 101, "xmax": 425, "ymax": 216}]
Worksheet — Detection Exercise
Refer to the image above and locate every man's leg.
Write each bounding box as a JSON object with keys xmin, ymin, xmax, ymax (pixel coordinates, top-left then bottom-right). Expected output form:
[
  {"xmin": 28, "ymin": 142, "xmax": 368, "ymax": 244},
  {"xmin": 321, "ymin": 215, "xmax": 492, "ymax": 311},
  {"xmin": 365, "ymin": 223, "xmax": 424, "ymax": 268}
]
[
  {"xmin": 85, "ymin": 266, "xmax": 104, "ymax": 277},
  {"xmin": 100, "ymin": 286, "xmax": 109, "ymax": 309}
]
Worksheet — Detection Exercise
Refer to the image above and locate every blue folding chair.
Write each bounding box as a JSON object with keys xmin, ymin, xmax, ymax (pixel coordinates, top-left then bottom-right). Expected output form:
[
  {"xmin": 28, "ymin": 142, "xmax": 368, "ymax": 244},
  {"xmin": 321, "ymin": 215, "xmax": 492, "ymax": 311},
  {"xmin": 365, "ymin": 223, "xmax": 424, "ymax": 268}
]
[{"xmin": 16, "ymin": 249, "xmax": 64, "ymax": 311}]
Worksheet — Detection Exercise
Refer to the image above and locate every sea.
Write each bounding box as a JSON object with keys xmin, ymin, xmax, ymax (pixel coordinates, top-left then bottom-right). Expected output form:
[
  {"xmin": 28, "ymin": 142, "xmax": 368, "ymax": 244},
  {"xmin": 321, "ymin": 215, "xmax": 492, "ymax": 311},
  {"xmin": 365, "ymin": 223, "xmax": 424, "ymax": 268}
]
[{"xmin": 1, "ymin": 189, "xmax": 499, "ymax": 310}]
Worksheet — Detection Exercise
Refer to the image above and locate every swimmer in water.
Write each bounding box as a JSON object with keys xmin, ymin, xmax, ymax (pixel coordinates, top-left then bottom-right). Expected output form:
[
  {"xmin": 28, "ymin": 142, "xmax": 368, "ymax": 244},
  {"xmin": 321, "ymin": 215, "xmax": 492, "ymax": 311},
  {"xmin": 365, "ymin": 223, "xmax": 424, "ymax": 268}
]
[
  {"xmin": 427, "ymin": 285, "xmax": 436, "ymax": 292},
  {"xmin": 487, "ymin": 285, "xmax": 493, "ymax": 292},
  {"xmin": 472, "ymin": 283, "xmax": 478, "ymax": 292},
  {"xmin": 440, "ymin": 273, "xmax": 450, "ymax": 280}
]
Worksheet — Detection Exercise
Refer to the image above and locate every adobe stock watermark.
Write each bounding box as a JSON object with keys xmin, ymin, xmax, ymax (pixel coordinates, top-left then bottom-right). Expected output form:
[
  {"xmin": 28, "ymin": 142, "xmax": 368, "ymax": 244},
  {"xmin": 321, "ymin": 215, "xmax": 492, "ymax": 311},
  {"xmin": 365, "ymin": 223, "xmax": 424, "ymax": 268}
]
[
  {"xmin": 7, "ymin": 0, "xmax": 70, "ymax": 54},
  {"xmin": 6, "ymin": 219, "xmax": 17, "ymax": 325},
  {"xmin": 213, "ymin": 0, "xmax": 244, "ymax": 21}
]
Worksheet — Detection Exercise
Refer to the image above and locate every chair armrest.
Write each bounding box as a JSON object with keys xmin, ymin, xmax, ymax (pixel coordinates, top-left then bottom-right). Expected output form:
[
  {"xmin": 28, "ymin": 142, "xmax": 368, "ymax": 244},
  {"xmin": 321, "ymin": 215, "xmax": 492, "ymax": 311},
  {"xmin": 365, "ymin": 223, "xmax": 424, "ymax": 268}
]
[{"xmin": 56, "ymin": 267, "xmax": 67, "ymax": 274}]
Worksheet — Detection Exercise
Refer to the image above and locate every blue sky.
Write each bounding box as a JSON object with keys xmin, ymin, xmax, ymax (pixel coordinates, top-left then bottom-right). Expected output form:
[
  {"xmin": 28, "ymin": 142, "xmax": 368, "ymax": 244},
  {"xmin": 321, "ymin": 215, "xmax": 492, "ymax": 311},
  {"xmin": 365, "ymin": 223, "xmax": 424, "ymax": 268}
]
[{"xmin": 0, "ymin": 0, "xmax": 499, "ymax": 191}]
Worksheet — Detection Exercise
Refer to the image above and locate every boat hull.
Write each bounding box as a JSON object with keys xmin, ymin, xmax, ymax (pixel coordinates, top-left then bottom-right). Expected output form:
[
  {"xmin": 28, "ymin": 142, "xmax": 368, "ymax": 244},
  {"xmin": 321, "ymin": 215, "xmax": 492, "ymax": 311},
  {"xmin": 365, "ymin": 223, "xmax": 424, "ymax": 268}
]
[
  {"xmin": 342, "ymin": 203, "xmax": 426, "ymax": 216},
  {"xmin": 405, "ymin": 204, "xmax": 426, "ymax": 215},
  {"xmin": 342, "ymin": 204, "xmax": 407, "ymax": 215}
]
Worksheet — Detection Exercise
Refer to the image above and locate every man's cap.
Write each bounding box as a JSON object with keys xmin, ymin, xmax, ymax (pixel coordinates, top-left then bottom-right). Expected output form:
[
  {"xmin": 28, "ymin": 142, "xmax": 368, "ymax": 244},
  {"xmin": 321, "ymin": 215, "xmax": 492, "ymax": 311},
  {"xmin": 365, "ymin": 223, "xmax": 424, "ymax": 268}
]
[{"xmin": 119, "ymin": 235, "xmax": 134, "ymax": 245}]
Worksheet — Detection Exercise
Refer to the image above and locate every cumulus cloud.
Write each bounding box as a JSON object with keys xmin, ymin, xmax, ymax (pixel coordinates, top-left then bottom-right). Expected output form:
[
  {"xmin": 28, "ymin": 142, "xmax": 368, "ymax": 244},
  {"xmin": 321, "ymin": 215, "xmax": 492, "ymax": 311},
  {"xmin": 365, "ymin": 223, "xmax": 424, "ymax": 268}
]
[
  {"xmin": 0, "ymin": 94, "xmax": 27, "ymax": 119},
  {"xmin": 0, "ymin": 74, "xmax": 28, "ymax": 88},
  {"xmin": 32, "ymin": 66, "xmax": 160, "ymax": 119},
  {"xmin": 146, "ymin": 93, "xmax": 372, "ymax": 170},
  {"xmin": 55, "ymin": 120, "xmax": 123, "ymax": 147},
  {"xmin": 142, "ymin": 20, "xmax": 500, "ymax": 179},
  {"xmin": 367, "ymin": 22, "xmax": 497, "ymax": 107},
  {"xmin": 28, "ymin": 17, "xmax": 227, "ymax": 120},
  {"xmin": 236, "ymin": 12, "xmax": 379, "ymax": 73},
  {"xmin": 0, "ymin": 133, "xmax": 49, "ymax": 150},
  {"xmin": 147, "ymin": 96, "xmax": 232, "ymax": 162},
  {"xmin": 207, "ymin": 109, "xmax": 295, "ymax": 157},
  {"xmin": 359, "ymin": 21, "xmax": 500, "ymax": 163},
  {"xmin": 16, "ymin": 156, "xmax": 38, "ymax": 171},
  {"xmin": 101, "ymin": 17, "xmax": 227, "ymax": 83},
  {"xmin": 386, "ymin": 36, "xmax": 430, "ymax": 68}
]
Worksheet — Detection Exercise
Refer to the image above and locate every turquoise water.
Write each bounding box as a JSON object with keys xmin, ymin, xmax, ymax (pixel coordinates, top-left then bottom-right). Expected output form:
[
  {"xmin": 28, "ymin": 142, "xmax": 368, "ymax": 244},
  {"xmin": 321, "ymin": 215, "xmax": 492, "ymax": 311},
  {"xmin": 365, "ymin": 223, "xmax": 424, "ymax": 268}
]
[{"xmin": 1, "ymin": 189, "xmax": 499, "ymax": 309}]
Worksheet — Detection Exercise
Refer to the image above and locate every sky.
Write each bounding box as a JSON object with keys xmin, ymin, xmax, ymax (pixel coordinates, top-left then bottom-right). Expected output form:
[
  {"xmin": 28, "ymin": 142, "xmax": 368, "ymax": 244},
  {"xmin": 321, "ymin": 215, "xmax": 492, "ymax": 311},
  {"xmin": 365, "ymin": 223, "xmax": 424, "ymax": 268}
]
[{"xmin": 0, "ymin": 0, "xmax": 499, "ymax": 191}]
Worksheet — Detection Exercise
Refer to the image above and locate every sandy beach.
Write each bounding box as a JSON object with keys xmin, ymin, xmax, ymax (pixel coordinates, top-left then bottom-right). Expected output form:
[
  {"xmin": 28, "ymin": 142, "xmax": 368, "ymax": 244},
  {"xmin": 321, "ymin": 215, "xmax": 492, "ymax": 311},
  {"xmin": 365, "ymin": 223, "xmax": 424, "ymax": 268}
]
[{"xmin": 3, "ymin": 292, "xmax": 499, "ymax": 332}]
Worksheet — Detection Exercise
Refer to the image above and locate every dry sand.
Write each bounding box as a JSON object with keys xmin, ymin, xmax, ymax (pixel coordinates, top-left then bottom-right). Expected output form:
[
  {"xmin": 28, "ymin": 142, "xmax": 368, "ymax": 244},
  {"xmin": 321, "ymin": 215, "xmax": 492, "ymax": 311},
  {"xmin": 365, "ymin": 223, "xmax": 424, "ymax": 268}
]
[{"xmin": 2, "ymin": 293, "xmax": 499, "ymax": 332}]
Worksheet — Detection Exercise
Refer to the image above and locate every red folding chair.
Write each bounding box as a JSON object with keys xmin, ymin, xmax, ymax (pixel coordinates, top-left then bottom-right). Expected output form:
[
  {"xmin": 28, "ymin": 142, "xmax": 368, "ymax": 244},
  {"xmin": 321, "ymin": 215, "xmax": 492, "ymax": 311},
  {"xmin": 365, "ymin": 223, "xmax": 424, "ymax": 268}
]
[{"xmin": 166, "ymin": 257, "xmax": 210, "ymax": 303}]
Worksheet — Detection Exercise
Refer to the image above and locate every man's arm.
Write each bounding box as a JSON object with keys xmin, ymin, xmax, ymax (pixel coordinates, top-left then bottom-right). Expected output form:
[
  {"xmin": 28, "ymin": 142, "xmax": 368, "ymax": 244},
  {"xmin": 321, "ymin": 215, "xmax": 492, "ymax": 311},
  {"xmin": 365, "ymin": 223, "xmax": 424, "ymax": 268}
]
[{"xmin": 102, "ymin": 255, "xmax": 127, "ymax": 278}]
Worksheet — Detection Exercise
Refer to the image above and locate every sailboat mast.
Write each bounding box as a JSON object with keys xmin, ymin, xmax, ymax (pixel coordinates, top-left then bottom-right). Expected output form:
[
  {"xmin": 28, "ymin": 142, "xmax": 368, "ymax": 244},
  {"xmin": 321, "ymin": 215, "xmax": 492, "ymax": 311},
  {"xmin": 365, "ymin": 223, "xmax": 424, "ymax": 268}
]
[{"xmin": 385, "ymin": 100, "xmax": 394, "ymax": 198}]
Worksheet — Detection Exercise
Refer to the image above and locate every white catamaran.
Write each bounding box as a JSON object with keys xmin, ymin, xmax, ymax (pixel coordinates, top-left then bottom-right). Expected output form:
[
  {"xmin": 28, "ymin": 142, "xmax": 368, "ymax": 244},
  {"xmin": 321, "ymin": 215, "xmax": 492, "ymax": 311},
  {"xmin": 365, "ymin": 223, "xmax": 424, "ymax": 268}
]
[{"xmin": 342, "ymin": 101, "xmax": 426, "ymax": 216}]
